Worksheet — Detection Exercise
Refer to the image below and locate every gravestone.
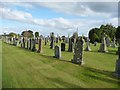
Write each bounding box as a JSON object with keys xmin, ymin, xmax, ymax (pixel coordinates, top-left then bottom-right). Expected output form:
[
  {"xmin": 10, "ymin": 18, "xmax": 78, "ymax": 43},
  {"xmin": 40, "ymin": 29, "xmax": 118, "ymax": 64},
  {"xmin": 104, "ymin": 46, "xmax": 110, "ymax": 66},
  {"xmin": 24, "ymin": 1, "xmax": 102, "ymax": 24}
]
[
  {"xmin": 106, "ymin": 37, "xmax": 111, "ymax": 47},
  {"xmin": 13, "ymin": 37, "xmax": 16, "ymax": 46},
  {"xmin": 71, "ymin": 37, "xmax": 84, "ymax": 65},
  {"xmin": 68, "ymin": 38, "xmax": 74, "ymax": 52},
  {"xmin": 56, "ymin": 37, "xmax": 59, "ymax": 43},
  {"xmin": 26, "ymin": 39, "xmax": 29, "ymax": 49},
  {"xmin": 45, "ymin": 38, "xmax": 47, "ymax": 45},
  {"xmin": 31, "ymin": 39, "xmax": 36, "ymax": 51},
  {"xmin": 114, "ymin": 46, "xmax": 120, "ymax": 77},
  {"xmin": 50, "ymin": 32, "xmax": 55, "ymax": 49},
  {"xmin": 11, "ymin": 37, "xmax": 14, "ymax": 45},
  {"xmin": 98, "ymin": 34, "xmax": 108, "ymax": 53},
  {"xmin": 29, "ymin": 38, "xmax": 31, "ymax": 50},
  {"xmin": 20, "ymin": 37, "xmax": 23, "ymax": 47},
  {"xmin": 23, "ymin": 37, "xmax": 25, "ymax": 48},
  {"xmin": 37, "ymin": 38, "xmax": 42, "ymax": 53},
  {"xmin": 54, "ymin": 45, "xmax": 61, "ymax": 59},
  {"xmin": 50, "ymin": 39, "xmax": 54, "ymax": 49},
  {"xmin": 85, "ymin": 38, "xmax": 91, "ymax": 51},
  {"xmin": 61, "ymin": 43, "xmax": 66, "ymax": 51}
]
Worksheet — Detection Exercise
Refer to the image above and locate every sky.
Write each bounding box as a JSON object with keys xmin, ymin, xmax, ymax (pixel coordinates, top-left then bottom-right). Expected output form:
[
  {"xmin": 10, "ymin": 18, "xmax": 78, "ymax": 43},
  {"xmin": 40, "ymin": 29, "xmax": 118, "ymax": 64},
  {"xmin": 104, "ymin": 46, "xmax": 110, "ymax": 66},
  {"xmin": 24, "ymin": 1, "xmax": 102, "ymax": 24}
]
[{"xmin": 0, "ymin": 0, "xmax": 119, "ymax": 37}]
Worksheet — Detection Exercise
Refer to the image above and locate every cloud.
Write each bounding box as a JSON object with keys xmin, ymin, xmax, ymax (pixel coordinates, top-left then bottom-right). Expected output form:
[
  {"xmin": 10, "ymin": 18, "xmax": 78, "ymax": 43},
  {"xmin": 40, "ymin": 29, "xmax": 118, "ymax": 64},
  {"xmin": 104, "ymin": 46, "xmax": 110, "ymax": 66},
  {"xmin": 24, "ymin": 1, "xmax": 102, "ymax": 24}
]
[
  {"xmin": 34, "ymin": 2, "xmax": 118, "ymax": 18},
  {"xmin": 0, "ymin": 2, "xmax": 118, "ymax": 36},
  {"xmin": 0, "ymin": 7, "xmax": 75, "ymax": 30}
]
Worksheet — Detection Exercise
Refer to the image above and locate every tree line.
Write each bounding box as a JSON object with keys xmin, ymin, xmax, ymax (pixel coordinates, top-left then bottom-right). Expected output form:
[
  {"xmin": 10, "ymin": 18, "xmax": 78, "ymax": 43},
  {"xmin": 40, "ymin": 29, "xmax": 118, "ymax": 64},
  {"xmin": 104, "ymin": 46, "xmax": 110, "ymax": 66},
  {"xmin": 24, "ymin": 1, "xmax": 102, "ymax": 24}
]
[{"xmin": 3, "ymin": 24, "xmax": 120, "ymax": 44}]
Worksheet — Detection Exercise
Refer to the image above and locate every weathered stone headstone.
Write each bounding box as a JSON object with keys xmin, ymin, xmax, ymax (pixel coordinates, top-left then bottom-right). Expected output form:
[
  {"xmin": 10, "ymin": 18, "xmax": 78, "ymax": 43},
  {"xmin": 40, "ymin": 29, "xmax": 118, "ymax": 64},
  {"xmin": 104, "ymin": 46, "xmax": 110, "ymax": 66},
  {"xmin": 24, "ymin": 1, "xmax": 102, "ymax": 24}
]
[
  {"xmin": 68, "ymin": 38, "xmax": 74, "ymax": 52},
  {"xmin": 61, "ymin": 43, "xmax": 66, "ymax": 51},
  {"xmin": 13, "ymin": 37, "xmax": 16, "ymax": 46},
  {"xmin": 85, "ymin": 38, "xmax": 91, "ymax": 51},
  {"xmin": 98, "ymin": 34, "xmax": 108, "ymax": 53},
  {"xmin": 56, "ymin": 37, "xmax": 59, "ymax": 43},
  {"xmin": 31, "ymin": 39, "xmax": 36, "ymax": 51},
  {"xmin": 71, "ymin": 37, "xmax": 84, "ymax": 65},
  {"xmin": 29, "ymin": 38, "xmax": 31, "ymax": 50},
  {"xmin": 106, "ymin": 37, "xmax": 111, "ymax": 47},
  {"xmin": 45, "ymin": 38, "xmax": 47, "ymax": 45},
  {"xmin": 50, "ymin": 32, "xmax": 55, "ymax": 49},
  {"xmin": 26, "ymin": 39, "xmax": 29, "ymax": 49},
  {"xmin": 114, "ymin": 46, "xmax": 120, "ymax": 77},
  {"xmin": 37, "ymin": 38, "xmax": 42, "ymax": 53},
  {"xmin": 54, "ymin": 45, "xmax": 61, "ymax": 59},
  {"xmin": 23, "ymin": 37, "xmax": 25, "ymax": 48}
]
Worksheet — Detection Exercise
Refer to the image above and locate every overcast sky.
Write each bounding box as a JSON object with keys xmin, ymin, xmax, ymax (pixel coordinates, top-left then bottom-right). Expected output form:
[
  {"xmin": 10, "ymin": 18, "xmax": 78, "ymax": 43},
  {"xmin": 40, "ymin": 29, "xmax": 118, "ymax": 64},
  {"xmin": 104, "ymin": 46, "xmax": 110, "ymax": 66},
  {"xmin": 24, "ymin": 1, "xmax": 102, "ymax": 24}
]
[{"xmin": 0, "ymin": 0, "xmax": 119, "ymax": 36}]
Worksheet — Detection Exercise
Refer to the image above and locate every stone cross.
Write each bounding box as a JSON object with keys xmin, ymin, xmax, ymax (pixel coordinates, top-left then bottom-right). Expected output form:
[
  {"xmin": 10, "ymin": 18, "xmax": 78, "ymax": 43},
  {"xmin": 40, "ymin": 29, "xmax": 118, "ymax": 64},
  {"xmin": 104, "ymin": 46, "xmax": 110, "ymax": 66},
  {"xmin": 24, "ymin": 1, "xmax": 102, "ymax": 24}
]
[
  {"xmin": 71, "ymin": 37, "xmax": 84, "ymax": 65},
  {"xmin": 54, "ymin": 45, "xmax": 61, "ymax": 59}
]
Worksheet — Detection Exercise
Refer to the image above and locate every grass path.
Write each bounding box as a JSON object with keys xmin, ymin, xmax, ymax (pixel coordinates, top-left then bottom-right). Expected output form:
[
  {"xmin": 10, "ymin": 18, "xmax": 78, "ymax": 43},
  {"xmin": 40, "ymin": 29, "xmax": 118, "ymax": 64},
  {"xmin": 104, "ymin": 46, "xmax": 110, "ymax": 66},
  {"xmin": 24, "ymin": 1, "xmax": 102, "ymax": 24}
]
[{"xmin": 2, "ymin": 41, "xmax": 119, "ymax": 88}]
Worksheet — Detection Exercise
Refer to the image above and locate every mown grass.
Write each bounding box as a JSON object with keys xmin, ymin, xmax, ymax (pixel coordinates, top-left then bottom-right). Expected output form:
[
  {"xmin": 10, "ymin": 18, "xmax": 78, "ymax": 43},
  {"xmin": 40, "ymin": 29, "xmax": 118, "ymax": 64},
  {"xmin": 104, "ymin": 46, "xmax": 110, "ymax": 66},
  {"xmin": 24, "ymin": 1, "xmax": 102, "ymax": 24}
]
[{"xmin": 2, "ymin": 40, "xmax": 120, "ymax": 88}]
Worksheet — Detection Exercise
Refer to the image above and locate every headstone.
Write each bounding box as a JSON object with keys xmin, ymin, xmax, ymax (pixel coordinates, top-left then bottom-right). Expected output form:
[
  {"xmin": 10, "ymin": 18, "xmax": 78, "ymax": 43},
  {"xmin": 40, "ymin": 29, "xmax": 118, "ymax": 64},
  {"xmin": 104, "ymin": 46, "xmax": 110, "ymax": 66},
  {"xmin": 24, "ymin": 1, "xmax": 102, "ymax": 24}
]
[
  {"xmin": 56, "ymin": 37, "xmax": 59, "ymax": 43},
  {"xmin": 54, "ymin": 45, "xmax": 61, "ymax": 59},
  {"xmin": 45, "ymin": 38, "xmax": 47, "ymax": 45},
  {"xmin": 114, "ymin": 46, "xmax": 120, "ymax": 77},
  {"xmin": 31, "ymin": 39, "xmax": 36, "ymax": 51},
  {"xmin": 71, "ymin": 37, "xmax": 84, "ymax": 65},
  {"xmin": 29, "ymin": 38, "xmax": 31, "ymax": 50},
  {"xmin": 85, "ymin": 38, "xmax": 91, "ymax": 51},
  {"xmin": 11, "ymin": 37, "xmax": 14, "ymax": 45},
  {"xmin": 61, "ymin": 43, "xmax": 66, "ymax": 51},
  {"xmin": 50, "ymin": 32, "xmax": 55, "ymax": 49},
  {"xmin": 50, "ymin": 39, "xmax": 54, "ymax": 49},
  {"xmin": 98, "ymin": 34, "xmax": 108, "ymax": 53},
  {"xmin": 26, "ymin": 39, "xmax": 29, "ymax": 49},
  {"xmin": 106, "ymin": 37, "xmax": 111, "ymax": 47},
  {"xmin": 35, "ymin": 37, "xmax": 39, "ymax": 44},
  {"xmin": 23, "ymin": 37, "xmax": 25, "ymax": 48},
  {"xmin": 68, "ymin": 38, "xmax": 74, "ymax": 52},
  {"xmin": 37, "ymin": 38, "xmax": 42, "ymax": 53},
  {"xmin": 13, "ymin": 37, "xmax": 16, "ymax": 46}
]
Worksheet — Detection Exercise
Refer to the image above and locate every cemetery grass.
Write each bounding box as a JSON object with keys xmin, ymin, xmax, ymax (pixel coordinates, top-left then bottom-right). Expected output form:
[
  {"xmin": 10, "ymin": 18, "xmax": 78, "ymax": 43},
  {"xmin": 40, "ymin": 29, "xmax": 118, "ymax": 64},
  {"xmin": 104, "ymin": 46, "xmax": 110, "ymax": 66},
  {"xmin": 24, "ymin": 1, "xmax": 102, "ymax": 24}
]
[{"xmin": 2, "ymin": 41, "xmax": 120, "ymax": 88}]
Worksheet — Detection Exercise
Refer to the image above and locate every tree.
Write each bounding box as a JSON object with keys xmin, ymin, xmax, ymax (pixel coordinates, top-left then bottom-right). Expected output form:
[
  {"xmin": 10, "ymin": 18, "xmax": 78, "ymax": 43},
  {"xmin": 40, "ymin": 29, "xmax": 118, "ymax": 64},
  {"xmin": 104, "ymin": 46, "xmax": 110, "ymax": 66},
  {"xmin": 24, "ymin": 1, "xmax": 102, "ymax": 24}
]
[
  {"xmin": 88, "ymin": 24, "xmax": 116, "ymax": 43},
  {"xmin": 35, "ymin": 32, "xmax": 39, "ymax": 37},
  {"xmin": 116, "ymin": 26, "xmax": 120, "ymax": 44},
  {"xmin": 9, "ymin": 32, "xmax": 17, "ymax": 37},
  {"xmin": 21, "ymin": 30, "xmax": 34, "ymax": 38}
]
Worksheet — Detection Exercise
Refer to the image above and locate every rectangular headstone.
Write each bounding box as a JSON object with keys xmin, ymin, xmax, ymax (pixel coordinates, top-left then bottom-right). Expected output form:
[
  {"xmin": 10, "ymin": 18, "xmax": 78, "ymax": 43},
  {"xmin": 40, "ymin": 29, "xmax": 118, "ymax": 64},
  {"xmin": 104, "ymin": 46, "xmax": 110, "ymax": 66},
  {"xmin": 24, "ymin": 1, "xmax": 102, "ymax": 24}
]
[
  {"xmin": 61, "ymin": 43, "xmax": 66, "ymax": 51},
  {"xmin": 54, "ymin": 45, "xmax": 61, "ymax": 59}
]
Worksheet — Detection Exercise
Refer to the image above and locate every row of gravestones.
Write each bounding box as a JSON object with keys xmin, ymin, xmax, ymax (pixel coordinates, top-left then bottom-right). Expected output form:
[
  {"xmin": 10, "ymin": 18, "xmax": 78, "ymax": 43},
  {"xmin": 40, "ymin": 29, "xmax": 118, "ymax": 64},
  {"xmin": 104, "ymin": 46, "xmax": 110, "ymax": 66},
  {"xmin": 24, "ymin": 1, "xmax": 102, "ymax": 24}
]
[{"xmin": 2, "ymin": 35, "xmax": 120, "ymax": 77}]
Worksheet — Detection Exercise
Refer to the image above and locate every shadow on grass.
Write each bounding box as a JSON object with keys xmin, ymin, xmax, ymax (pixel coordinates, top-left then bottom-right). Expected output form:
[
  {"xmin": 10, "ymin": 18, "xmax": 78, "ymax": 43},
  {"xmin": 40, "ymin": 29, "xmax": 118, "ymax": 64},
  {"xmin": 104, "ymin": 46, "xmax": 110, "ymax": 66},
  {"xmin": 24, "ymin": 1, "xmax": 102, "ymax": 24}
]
[
  {"xmin": 82, "ymin": 66, "xmax": 120, "ymax": 85},
  {"xmin": 105, "ymin": 49, "xmax": 117, "ymax": 55},
  {"xmin": 40, "ymin": 54, "xmax": 71, "ymax": 63},
  {"xmin": 44, "ymin": 76, "xmax": 82, "ymax": 88}
]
